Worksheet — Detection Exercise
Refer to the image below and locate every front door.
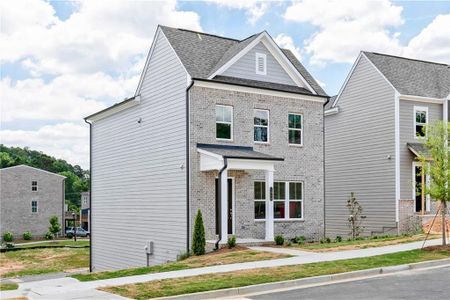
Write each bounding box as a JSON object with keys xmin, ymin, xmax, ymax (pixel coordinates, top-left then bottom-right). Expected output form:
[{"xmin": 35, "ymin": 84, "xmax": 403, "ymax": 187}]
[
  {"xmin": 414, "ymin": 164, "xmax": 428, "ymax": 213},
  {"xmin": 215, "ymin": 178, "xmax": 233, "ymax": 235}
]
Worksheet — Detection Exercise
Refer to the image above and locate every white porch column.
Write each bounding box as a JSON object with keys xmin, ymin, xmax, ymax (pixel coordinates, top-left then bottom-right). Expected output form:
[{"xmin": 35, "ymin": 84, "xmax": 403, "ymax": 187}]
[
  {"xmin": 265, "ymin": 170, "xmax": 274, "ymax": 241},
  {"xmin": 220, "ymin": 168, "xmax": 228, "ymax": 242}
]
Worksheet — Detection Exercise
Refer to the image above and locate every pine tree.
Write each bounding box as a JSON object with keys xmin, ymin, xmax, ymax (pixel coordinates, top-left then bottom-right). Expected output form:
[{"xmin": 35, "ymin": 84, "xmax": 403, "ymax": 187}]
[{"xmin": 192, "ymin": 209, "xmax": 206, "ymax": 255}]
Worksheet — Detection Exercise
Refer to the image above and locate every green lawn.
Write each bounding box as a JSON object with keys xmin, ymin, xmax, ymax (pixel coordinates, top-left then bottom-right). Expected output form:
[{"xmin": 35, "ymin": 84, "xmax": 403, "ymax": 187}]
[
  {"xmin": 13, "ymin": 240, "xmax": 89, "ymax": 249},
  {"xmin": 0, "ymin": 245, "xmax": 89, "ymax": 278},
  {"xmin": 73, "ymin": 248, "xmax": 290, "ymax": 281},
  {"xmin": 0, "ymin": 282, "xmax": 19, "ymax": 291},
  {"xmin": 293, "ymin": 234, "xmax": 438, "ymax": 251},
  {"xmin": 101, "ymin": 248, "xmax": 450, "ymax": 300}
]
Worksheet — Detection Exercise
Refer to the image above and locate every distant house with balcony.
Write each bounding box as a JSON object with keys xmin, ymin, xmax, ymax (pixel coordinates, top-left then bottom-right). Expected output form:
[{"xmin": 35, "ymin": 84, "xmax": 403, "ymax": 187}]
[{"xmin": 80, "ymin": 191, "xmax": 90, "ymax": 231}]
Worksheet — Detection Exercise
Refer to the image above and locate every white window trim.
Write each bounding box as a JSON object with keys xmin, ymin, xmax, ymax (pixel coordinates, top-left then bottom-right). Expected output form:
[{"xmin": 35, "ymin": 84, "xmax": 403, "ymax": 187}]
[
  {"xmin": 216, "ymin": 105, "xmax": 233, "ymax": 141},
  {"xmin": 254, "ymin": 181, "xmax": 266, "ymax": 220},
  {"xmin": 288, "ymin": 113, "xmax": 303, "ymax": 147},
  {"xmin": 32, "ymin": 181, "xmax": 38, "ymax": 192},
  {"xmin": 254, "ymin": 180, "xmax": 304, "ymax": 221},
  {"xmin": 31, "ymin": 200, "xmax": 38, "ymax": 213},
  {"xmin": 412, "ymin": 162, "xmax": 431, "ymax": 212},
  {"xmin": 414, "ymin": 106, "xmax": 428, "ymax": 139},
  {"xmin": 254, "ymin": 109, "xmax": 270, "ymax": 144},
  {"xmin": 255, "ymin": 53, "xmax": 267, "ymax": 75}
]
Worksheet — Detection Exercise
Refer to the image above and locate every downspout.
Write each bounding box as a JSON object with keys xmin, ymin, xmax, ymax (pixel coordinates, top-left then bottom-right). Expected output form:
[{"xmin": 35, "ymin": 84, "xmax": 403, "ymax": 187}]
[
  {"xmin": 215, "ymin": 157, "xmax": 228, "ymax": 250},
  {"xmin": 186, "ymin": 80, "xmax": 195, "ymax": 254},
  {"xmin": 84, "ymin": 118, "xmax": 93, "ymax": 272},
  {"xmin": 323, "ymin": 96, "xmax": 330, "ymax": 238}
]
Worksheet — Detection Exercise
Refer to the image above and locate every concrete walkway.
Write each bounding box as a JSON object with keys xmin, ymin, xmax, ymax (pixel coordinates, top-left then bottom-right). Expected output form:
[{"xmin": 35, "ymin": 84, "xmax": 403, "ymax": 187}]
[{"xmin": 0, "ymin": 239, "xmax": 442, "ymax": 300}]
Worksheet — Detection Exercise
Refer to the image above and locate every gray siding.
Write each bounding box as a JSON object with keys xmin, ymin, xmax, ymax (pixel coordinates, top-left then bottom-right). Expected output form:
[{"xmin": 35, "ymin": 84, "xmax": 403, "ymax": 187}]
[
  {"xmin": 91, "ymin": 30, "xmax": 188, "ymax": 271},
  {"xmin": 0, "ymin": 165, "xmax": 64, "ymax": 238},
  {"xmin": 222, "ymin": 42, "xmax": 296, "ymax": 86},
  {"xmin": 399, "ymin": 100, "xmax": 443, "ymax": 200},
  {"xmin": 325, "ymin": 56, "xmax": 397, "ymax": 237}
]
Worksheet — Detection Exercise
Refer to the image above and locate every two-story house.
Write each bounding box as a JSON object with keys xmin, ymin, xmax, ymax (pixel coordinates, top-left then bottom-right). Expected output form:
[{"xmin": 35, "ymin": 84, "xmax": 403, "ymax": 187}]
[
  {"xmin": 325, "ymin": 52, "xmax": 449, "ymax": 236},
  {"xmin": 0, "ymin": 165, "xmax": 65, "ymax": 238},
  {"xmin": 80, "ymin": 191, "xmax": 90, "ymax": 232},
  {"xmin": 85, "ymin": 25, "xmax": 328, "ymax": 271}
]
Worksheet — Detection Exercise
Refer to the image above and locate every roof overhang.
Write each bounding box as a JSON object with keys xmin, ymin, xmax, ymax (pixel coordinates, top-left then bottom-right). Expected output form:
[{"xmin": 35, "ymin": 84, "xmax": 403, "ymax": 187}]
[
  {"xmin": 85, "ymin": 95, "xmax": 141, "ymax": 123},
  {"xmin": 192, "ymin": 79, "xmax": 327, "ymax": 103},
  {"xmin": 407, "ymin": 143, "xmax": 432, "ymax": 161},
  {"xmin": 208, "ymin": 31, "xmax": 316, "ymax": 94},
  {"xmin": 197, "ymin": 144, "xmax": 284, "ymax": 172},
  {"xmin": 399, "ymin": 94, "xmax": 446, "ymax": 104},
  {"xmin": 324, "ymin": 107, "xmax": 339, "ymax": 116}
]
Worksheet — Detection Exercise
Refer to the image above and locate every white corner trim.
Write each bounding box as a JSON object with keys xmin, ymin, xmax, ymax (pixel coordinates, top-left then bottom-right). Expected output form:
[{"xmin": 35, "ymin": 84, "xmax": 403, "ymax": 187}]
[
  {"xmin": 400, "ymin": 94, "xmax": 446, "ymax": 104},
  {"xmin": 394, "ymin": 91, "xmax": 400, "ymax": 222},
  {"xmin": 324, "ymin": 107, "xmax": 339, "ymax": 116},
  {"xmin": 87, "ymin": 96, "xmax": 141, "ymax": 123},
  {"xmin": 193, "ymin": 80, "xmax": 327, "ymax": 103},
  {"xmin": 208, "ymin": 32, "xmax": 317, "ymax": 95}
]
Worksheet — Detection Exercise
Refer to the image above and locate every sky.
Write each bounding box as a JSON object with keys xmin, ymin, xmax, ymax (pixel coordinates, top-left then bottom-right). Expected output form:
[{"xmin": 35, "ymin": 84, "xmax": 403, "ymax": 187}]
[{"xmin": 1, "ymin": 0, "xmax": 449, "ymax": 169}]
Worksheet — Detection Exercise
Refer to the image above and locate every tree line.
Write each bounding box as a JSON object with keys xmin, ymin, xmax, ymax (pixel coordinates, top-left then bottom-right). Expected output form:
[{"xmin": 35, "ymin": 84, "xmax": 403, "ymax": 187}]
[{"xmin": 0, "ymin": 144, "xmax": 89, "ymax": 210}]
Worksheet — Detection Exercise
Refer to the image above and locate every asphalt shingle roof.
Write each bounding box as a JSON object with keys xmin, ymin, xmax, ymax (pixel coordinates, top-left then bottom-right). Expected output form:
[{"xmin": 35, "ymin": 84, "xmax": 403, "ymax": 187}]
[
  {"xmin": 160, "ymin": 26, "xmax": 327, "ymax": 96},
  {"xmin": 197, "ymin": 143, "xmax": 284, "ymax": 161},
  {"xmin": 363, "ymin": 52, "xmax": 450, "ymax": 99}
]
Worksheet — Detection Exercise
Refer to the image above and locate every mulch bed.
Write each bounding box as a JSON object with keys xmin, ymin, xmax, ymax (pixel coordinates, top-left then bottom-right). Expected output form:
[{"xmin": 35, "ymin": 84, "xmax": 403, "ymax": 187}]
[{"xmin": 423, "ymin": 244, "xmax": 450, "ymax": 252}]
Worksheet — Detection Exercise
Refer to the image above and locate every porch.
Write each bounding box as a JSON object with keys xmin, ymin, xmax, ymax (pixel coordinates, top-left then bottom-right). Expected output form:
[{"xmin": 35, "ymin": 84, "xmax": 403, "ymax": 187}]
[{"xmin": 197, "ymin": 143, "xmax": 284, "ymax": 243}]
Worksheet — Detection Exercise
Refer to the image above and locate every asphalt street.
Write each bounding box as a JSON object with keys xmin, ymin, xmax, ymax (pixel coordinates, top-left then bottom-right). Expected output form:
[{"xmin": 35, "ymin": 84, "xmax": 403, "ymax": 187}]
[{"xmin": 248, "ymin": 266, "xmax": 450, "ymax": 300}]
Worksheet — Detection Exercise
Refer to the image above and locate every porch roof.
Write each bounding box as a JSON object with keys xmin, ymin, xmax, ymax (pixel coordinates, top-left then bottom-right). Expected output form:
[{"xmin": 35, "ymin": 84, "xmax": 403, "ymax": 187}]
[
  {"xmin": 197, "ymin": 143, "xmax": 284, "ymax": 161},
  {"xmin": 407, "ymin": 142, "xmax": 431, "ymax": 160}
]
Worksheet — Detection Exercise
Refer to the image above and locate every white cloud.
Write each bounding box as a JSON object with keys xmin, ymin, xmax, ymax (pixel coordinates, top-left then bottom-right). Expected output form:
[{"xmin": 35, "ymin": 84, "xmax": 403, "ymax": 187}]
[
  {"xmin": 284, "ymin": 0, "xmax": 404, "ymax": 65},
  {"xmin": 403, "ymin": 14, "xmax": 450, "ymax": 63},
  {"xmin": 274, "ymin": 33, "xmax": 302, "ymax": 60},
  {"xmin": 0, "ymin": 123, "xmax": 90, "ymax": 168},
  {"xmin": 210, "ymin": 0, "xmax": 269, "ymax": 25}
]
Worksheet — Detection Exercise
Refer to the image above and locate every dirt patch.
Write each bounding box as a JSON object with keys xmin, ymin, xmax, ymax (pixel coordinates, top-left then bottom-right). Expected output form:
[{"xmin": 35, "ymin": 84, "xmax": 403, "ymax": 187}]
[
  {"xmin": 0, "ymin": 261, "xmax": 25, "ymax": 276},
  {"xmin": 423, "ymin": 218, "xmax": 450, "ymax": 234},
  {"xmin": 207, "ymin": 246, "xmax": 248, "ymax": 255},
  {"xmin": 422, "ymin": 244, "xmax": 450, "ymax": 252}
]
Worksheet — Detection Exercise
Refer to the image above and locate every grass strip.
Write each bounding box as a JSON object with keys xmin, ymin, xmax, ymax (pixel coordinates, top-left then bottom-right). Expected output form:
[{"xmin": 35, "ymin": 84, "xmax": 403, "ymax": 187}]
[
  {"xmin": 100, "ymin": 249, "xmax": 450, "ymax": 300},
  {"xmin": 73, "ymin": 249, "xmax": 290, "ymax": 281},
  {"xmin": 0, "ymin": 282, "xmax": 19, "ymax": 291}
]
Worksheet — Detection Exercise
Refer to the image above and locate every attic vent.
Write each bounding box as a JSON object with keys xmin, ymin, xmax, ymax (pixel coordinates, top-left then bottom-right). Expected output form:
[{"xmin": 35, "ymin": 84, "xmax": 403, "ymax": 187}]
[{"xmin": 255, "ymin": 53, "xmax": 266, "ymax": 75}]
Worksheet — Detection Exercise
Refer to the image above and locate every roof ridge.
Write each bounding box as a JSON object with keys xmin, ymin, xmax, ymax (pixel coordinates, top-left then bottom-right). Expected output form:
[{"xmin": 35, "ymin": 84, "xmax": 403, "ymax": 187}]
[
  {"xmin": 160, "ymin": 25, "xmax": 240, "ymax": 41},
  {"xmin": 363, "ymin": 51, "xmax": 449, "ymax": 67}
]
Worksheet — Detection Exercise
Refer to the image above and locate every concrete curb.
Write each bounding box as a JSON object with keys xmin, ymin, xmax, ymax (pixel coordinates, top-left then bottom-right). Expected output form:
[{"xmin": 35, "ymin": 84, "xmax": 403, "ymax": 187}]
[{"xmin": 154, "ymin": 258, "xmax": 450, "ymax": 300}]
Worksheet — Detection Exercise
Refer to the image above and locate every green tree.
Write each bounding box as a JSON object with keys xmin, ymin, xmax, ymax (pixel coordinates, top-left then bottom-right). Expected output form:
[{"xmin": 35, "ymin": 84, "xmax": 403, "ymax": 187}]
[
  {"xmin": 419, "ymin": 121, "xmax": 450, "ymax": 246},
  {"xmin": 347, "ymin": 192, "xmax": 365, "ymax": 239},
  {"xmin": 48, "ymin": 215, "xmax": 62, "ymax": 237},
  {"xmin": 0, "ymin": 152, "xmax": 15, "ymax": 168},
  {"xmin": 192, "ymin": 209, "xmax": 206, "ymax": 255}
]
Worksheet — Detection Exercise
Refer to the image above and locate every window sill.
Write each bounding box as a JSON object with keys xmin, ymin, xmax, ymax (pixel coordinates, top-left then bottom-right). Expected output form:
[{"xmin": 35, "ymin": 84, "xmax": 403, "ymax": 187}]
[
  {"xmin": 216, "ymin": 138, "xmax": 234, "ymax": 142},
  {"xmin": 288, "ymin": 144, "xmax": 303, "ymax": 147},
  {"xmin": 254, "ymin": 141, "xmax": 270, "ymax": 145},
  {"xmin": 254, "ymin": 219, "xmax": 305, "ymax": 222}
]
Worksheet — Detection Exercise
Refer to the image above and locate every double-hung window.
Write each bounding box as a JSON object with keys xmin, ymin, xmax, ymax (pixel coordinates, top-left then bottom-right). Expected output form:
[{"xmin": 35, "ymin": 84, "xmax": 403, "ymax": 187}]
[
  {"xmin": 288, "ymin": 114, "xmax": 303, "ymax": 145},
  {"xmin": 216, "ymin": 105, "xmax": 233, "ymax": 140},
  {"xmin": 254, "ymin": 109, "xmax": 269, "ymax": 143},
  {"xmin": 254, "ymin": 181, "xmax": 266, "ymax": 219},
  {"xmin": 414, "ymin": 106, "xmax": 428, "ymax": 138},
  {"xmin": 254, "ymin": 181, "xmax": 304, "ymax": 220},
  {"xmin": 32, "ymin": 181, "xmax": 38, "ymax": 191},
  {"xmin": 31, "ymin": 200, "xmax": 38, "ymax": 213}
]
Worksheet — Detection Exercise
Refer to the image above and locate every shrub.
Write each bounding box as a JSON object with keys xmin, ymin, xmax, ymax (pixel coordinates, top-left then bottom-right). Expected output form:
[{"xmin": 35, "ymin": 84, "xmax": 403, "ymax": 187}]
[
  {"xmin": 295, "ymin": 236, "xmax": 306, "ymax": 244},
  {"xmin": 274, "ymin": 235, "xmax": 284, "ymax": 245},
  {"xmin": 227, "ymin": 235, "xmax": 236, "ymax": 249},
  {"xmin": 5, "ymin": 243, "xmax": 14, "ymax": 249},
  {"xmin": 23, "ymin": 231, "xmax": 32, "ymax": 240},
  {"xmin": 177, "ymin": 251, "xmax": 191, "ymax": 261},
  {"xmin": 48, "ymin": 216, "xmax": 61, "ymax": 237},
  {"xmin": 45, "ymin": 232, "xmax": 54, "ymax": 240},
  {"xmin": 325, "ymin": 237, "xmax": 331, "ymax": 243},
  {"xmin": 192, "ymin": 209, "xmax": 205, "ymax": 255},
  {"xmin": 286, "ymin": 240, "xmax": 292, "ymax": 247},
  {"xmin": 334, "ymin": 236, "xmax": 342, "ymax": 243},
  {"xmin": 2, "ymin": 232, "xmax": 13, "ymax": 243}
]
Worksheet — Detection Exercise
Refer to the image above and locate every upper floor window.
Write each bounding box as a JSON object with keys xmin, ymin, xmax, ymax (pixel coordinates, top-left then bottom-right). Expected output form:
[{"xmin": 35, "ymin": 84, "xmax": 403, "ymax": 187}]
[
  {"xmin": 288, "ymin": 114, "xmax": 303, "ymax": 145},
  {"xmin": 254, "ymin": 109, "xmax": 269, "ymax": 143},
  {"xmin": 216, "ymin": 105, "xmax": 233, "ymax": 140},
  {"xmin": 31, "ymin": 200, "xmax": 38, "ymax": 213},
  {"xmin": 255, "ymin": 53, "xmax": 266, "ymax": 75},
  {"xmin": 414, "ymin": 106, "xmax": 428, "ymax": 138},
  {"xmin": 32, "ymin": 181, "xmax": 38, "ymax": 191}
]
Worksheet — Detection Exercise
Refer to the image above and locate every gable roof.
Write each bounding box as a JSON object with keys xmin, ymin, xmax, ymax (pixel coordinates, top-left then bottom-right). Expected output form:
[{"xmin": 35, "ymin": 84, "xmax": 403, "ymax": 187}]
[
  {"xmin": 160, "ymin": 26, "xmax": 327, "ymax": 97},
  {"xmin": 0, "ymin": 164, "xmax": 66, "ymax": 178},
  {"xmin": 363, "ymin": 52, "xmax": 450, "ymax": 99}
]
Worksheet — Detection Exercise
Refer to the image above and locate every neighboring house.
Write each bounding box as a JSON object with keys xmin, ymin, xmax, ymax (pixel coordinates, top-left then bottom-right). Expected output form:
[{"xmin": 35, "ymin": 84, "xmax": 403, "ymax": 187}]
[
  {"xmin": 325, "ymin": 52, "xmax": 450, "ymax": 236},
  {"xmin": 0, "ymin": 165, "xmax": 65, "ymax": 238},
  {"xmin": 85, "ymin": 25, "xmax": 328, "ymax": 271},
  {"xmin": 80, "ymin": 191, "xmax": 90, "ymax": 231}
]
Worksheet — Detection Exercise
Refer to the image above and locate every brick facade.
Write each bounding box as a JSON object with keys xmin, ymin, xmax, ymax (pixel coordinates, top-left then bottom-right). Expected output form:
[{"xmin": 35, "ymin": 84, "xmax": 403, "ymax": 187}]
[{"xmin": 189, "ymin": 86, "xmax": 324, "ymax": 241}]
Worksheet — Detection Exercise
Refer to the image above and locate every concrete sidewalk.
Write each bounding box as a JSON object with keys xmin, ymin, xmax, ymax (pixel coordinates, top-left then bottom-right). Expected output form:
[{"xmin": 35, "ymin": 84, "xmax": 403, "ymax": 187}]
[{"xmin": 0, "ymin": 239, "xmax": 442, "ymax": 300}]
